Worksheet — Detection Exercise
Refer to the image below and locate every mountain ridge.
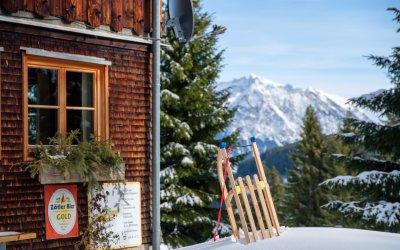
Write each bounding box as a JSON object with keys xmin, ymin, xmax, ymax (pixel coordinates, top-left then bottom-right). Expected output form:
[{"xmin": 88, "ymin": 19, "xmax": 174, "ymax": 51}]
[{"xmin": 217, "ymin": 74, "xmax": 379, "ymax": 151}]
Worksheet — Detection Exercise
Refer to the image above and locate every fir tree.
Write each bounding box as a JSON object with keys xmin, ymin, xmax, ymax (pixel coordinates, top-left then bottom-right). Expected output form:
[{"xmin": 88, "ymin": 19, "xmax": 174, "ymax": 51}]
[
  {"xmin": 321, "ymin": 8, "xmax": 400, "ymax": 232},
  {"xmin": 323, "ymin": 111, "xmax": 364, "ymax": 228},
  {"xmin": 284, "ymin": 106, "xmax": 335, "ymax": 226},
  {"xmin": 160, "ymin": 1, "xmax": 240, "ymax": 247},
  {"xmin": 269, "ymin": 166, "xmax": 285, "ymax": 221}
]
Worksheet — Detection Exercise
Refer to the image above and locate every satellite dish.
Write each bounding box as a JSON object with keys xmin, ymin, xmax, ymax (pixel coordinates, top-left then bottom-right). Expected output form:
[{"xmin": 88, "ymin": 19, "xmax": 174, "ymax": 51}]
[{"xmin": 166, "ymin": 0, "xmax": 194, "ymax": 44}]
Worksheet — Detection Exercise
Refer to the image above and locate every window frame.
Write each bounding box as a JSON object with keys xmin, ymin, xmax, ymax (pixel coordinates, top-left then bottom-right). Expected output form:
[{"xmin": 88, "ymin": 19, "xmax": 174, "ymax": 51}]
[{"xmin": 23, "ymin": 52, "xmax": 109, "ymax": 160}]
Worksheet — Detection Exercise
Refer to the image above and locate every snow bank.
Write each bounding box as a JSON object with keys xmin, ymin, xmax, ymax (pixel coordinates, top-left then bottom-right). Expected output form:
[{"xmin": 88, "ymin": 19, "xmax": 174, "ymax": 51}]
[{"xmin": 176, "ymin": 227, "xmax": 400, "ymax": 250}]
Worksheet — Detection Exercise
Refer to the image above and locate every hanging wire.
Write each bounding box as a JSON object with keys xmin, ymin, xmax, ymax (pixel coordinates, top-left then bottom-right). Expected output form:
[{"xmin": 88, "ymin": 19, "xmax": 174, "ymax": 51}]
[
  {"xmin": 224, "ymin": 143, "xmax": 252, "ymax": 156},
  {"xmin": 232, "ymin": 144, "xmax": 252, "ymax": 150}
]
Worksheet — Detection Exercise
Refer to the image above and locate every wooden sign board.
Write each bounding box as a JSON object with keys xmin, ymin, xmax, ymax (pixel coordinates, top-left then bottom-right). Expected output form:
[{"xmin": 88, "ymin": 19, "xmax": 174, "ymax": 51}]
[
  {"xmin": 89, "ymin": 182, "xmax": 142, "ymax": 249},
  {"xmin": 44, "ymin": 185, "xmax": 79, "ymax": 239}
]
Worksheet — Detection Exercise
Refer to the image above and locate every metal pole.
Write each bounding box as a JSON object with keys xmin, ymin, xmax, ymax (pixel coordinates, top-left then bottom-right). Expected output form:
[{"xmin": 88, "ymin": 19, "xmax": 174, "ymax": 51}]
[{"xmin": 152, "ymin": 0, "xmax": 161, "ymax": 249}]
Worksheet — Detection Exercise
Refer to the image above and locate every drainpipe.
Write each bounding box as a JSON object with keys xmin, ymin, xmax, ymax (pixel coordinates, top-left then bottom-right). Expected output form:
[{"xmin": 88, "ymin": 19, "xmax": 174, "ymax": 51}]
[{"xmin": 152, "ymin": 0, "xmax": 161, "ymax": 249}]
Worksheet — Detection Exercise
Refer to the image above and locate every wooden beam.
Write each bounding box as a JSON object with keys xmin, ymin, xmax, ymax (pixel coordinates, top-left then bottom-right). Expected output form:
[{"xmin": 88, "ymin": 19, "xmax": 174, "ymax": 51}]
[
  {"xmin": 75, "ymin": 0, "xmax": 82, "ymax": 20},
  {"xmin": 88, "ymin": 0, "xmax": 102, "ymax": 27},
  {"xmin": 101, "ymin": 0, "xmax": 111, "ymax": 25},
  {"xmin": 0, "ymin": 232, "xmax": 36, "ymax": 243},
  {"xmin": 144, "ymin": 0, "xmax": 152, "ymax": 34},
  {"xmin": 1, "ymin": 0, "xmax": 19, "ymax": 13},
  {"xmin": 34, "ymin": 0, "xmax": 50, "ymax": 17},
  {"xmin": 26, "ymin": 0, "xmax": 34, "ymax": 12},
  {"xmin": 124, "ymin": 0, "xmax": 134, "ymax": 29},
  {"xmin": 64, "ymin": 0, "xmax": 77, "ymax": 23},
  {"xmin": 111, "ymin": 0, "xmax": 123, "ymax": 32},
  {"xmin": 81, "ymin": 0, "xmax": 88, "ymax": 21},
  {"xmin": 133, "ymin": 0, "xmax": 144, "ymax": 36},
  {"xmin": 50, "ymin": 0, "xmax": 63, "ymax": 16},
  {"xmin": 0, "ymin": 22, "xmax": 150, "ymax": 51},
  {"xmin": 18, "ymin": 0, "xmax": 25, "ymax": 10}
]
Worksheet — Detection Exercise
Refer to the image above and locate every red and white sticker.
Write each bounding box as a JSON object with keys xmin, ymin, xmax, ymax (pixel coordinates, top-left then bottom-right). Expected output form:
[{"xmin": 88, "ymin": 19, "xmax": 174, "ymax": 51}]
[{"xmin": 45, "ymin": 185, "xmax": 78, "ymax": 239}]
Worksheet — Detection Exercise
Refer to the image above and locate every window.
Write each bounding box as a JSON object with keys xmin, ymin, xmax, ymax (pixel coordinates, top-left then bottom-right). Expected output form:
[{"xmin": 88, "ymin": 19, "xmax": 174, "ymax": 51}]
[{"xmin": 23, "ymin": 53, "xmax": 109, "ymax": 160}]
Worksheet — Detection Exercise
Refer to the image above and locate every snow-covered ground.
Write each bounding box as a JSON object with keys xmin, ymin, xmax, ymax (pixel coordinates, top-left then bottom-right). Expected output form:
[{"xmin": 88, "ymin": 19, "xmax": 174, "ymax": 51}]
[{"xmin": 176, "ymin": 227, "xmax": 400, "ymax": 250}]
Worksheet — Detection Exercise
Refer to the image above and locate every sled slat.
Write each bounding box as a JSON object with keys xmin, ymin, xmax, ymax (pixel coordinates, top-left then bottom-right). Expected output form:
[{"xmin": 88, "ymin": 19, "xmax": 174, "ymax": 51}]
[
  {"xmin": 246, "ymin": 175, "xmax": 267, "ymax": 240},
  {"xmin": 227, "ymin": 160, "xmax": 251, "ymax": 243},
  {"xmin": 252, "ymin": 141, "xmax": 281, "ymax": 235},
  {"xmin": 217, "ymin": 149, "xmax": 239, "ymax": 240},
  {"xmin": 254, "ymin": 175, "xmax": 274, "ymax": 237},
  {"xmin": 238, "ymin": 177, "xmax": 258, "ymax": 241}
]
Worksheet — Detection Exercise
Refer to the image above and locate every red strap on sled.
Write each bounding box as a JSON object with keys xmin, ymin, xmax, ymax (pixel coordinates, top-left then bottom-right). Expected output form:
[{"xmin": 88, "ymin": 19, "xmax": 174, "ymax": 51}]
[{"xmin": 213, "ymin": 148, "xmax": 232, "ymax": 241}]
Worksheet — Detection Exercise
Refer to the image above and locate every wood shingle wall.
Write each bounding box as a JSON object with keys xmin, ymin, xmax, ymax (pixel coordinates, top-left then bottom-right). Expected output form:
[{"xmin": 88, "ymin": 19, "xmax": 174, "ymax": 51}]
[
  {"xmin": 0, "ymin": 21, "xmax": 153, "ymax": 249},
  {"xmin": 0, "ymin": 0, "xmax": 157, "ymax": 35}
]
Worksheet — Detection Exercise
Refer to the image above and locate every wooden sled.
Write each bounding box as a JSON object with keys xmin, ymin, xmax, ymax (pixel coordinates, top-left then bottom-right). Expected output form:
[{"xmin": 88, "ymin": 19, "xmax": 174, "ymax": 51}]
[{"xmin": 217, "ymin": 137, "xmax": 281, "ymax": 244}]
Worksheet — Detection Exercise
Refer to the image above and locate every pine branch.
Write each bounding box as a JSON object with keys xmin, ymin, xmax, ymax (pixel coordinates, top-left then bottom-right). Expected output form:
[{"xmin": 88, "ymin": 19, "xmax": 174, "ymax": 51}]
[
  {"xmin": 160, "ymin": 166, "xmax": 178, "ymax": 184},
  {"xmin": 330, "ymin": 154, "xmax": 400, "ymax": 172},
  {"xmin": 387, "ymin": 7, "xmax": 400, "ymax": 32},
  {"xmin": 161, "ymin": 142, "xmax": 190, "ymax": 160},
  {"xmin": 340, "ymin": 119, "xmax": 400, "ymax": 157},
  {"xmin": 348, "ymin": 87, "xmax": 400, "ymax": 117},
  {"xmin": 321, "ymin": 170, "xmax": 400, "ymax": 193},
  {"xmin": 323, "ymin": 200, "xmax": 400, "ymax": 228}
]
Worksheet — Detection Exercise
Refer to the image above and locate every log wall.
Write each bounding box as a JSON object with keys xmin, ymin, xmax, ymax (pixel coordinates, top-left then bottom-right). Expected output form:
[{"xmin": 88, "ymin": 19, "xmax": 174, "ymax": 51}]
[
  {"xmin": 0, "ymin": 0, "xmax": 158, "ymax": 35},
  {"xmin": 0, "ymin": 21, "xmax": 153, "ymax": 249}
]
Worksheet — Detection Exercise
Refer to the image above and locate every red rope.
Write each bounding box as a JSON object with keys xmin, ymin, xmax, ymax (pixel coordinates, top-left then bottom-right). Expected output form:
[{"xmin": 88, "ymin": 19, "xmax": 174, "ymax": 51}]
[{"xmin": 213, "ymin": 148, "xmax": 232, "ymax": 241}]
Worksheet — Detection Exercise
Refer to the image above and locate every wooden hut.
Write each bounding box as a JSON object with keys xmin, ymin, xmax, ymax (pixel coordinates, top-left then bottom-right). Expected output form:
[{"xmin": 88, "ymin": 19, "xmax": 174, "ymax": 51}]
[{"xmin": 0, "ymin": 1, "xmax": 159, "ymax": 249}]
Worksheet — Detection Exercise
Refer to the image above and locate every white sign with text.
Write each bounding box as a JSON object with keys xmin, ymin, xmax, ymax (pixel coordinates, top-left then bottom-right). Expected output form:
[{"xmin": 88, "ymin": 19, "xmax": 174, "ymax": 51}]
[{"xmin": 91, "ymin": 182, "xmax": 142, "ymax": 248}]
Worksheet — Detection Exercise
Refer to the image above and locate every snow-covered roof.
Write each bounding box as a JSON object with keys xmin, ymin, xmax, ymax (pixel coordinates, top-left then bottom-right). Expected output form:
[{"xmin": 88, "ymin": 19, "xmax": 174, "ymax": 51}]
[{"xmin": 176, "ymin": 227, "xmax": 400, "ymax": 250}]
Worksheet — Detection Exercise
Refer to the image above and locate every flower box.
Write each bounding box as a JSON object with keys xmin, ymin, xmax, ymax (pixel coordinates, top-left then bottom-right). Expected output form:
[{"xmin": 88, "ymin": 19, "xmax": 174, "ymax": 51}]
[{"xmin": 38, "ymin": 163, "xmax": 125, "ymax": 185}]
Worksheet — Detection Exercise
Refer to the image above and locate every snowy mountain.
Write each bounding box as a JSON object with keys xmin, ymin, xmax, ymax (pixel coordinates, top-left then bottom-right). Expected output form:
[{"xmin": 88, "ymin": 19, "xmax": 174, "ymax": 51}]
[{"xmin": 217, "ymin": 74, "xmax": 379, "ymax": 151}]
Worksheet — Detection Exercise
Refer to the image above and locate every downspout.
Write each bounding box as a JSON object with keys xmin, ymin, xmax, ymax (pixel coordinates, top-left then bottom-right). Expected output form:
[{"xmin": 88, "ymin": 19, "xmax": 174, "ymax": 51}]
[{"xmin": 152, "ymin": 0, "xmax": 161, "ymax": 249}]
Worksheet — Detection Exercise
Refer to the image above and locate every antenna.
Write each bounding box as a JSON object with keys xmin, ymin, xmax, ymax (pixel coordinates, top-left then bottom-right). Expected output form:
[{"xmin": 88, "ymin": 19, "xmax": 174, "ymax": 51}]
[{"xmin": 165, "ymin": 0, "xmax": 194, "ymax": 44}]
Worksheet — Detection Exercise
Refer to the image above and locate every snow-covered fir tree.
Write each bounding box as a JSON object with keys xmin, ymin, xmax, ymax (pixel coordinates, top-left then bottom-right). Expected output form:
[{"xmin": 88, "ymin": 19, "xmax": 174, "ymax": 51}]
[
  {"xmin": 284, "ymin": 106, "xmax": 336, "ymax": 226},
  {"xmin": 321, "ymin": 8, "xmax": 400, "ymax": 232},
  {"xmin": 160, "ymin": 1, "xmax": 240, "ymax": 247}
]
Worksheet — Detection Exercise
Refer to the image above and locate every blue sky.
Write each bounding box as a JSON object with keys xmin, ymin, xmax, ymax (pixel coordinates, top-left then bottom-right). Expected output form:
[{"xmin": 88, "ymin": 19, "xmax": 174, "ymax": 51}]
[{"xmin": 202, "ymin": 0, "xmax": 399, "ymax": 97}]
